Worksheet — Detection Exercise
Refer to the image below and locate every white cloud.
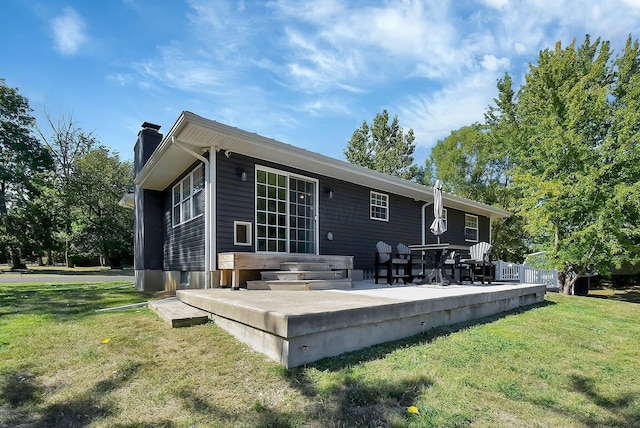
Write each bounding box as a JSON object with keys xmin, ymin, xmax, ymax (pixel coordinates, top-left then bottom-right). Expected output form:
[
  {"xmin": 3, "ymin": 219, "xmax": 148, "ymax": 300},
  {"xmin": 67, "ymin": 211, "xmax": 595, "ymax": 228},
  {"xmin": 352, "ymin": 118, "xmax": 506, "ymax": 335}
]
[
  {"xmin": 128, "ymin": 0, "xmax": 640, "ymax": 155},
  {"xmin": 481, "ymin": 54, "xmax": 510, "ymax": 71},
  {"xmin": 50, "ymin": 8, "xmax": 87, "ymax": 55},
  {"xmin": 480, "ymin": 0, "xmax": 509, "ymax": 9},
  {"xmin": 400, "ymin": 70, "xmax": 499, "ymax": 149}
]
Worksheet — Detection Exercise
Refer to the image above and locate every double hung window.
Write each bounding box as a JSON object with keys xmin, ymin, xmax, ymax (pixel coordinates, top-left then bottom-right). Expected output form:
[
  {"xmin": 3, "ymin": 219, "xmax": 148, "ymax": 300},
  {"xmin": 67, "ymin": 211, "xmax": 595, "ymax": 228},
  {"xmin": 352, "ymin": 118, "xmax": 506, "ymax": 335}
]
[
  {"xmin": 172, "ymin": 165, "xmax": 204, "ymax": 227},
  {"xmin": 370, "ymin": 191, "xmax": 389, "ymax": 221},
  {"xmin": 442, "ymin": 208, "xmax": 448, "ymax": 231},
  {"xmin": 464, "ymin": 214, "xmax": 479, "ymax": 242}
]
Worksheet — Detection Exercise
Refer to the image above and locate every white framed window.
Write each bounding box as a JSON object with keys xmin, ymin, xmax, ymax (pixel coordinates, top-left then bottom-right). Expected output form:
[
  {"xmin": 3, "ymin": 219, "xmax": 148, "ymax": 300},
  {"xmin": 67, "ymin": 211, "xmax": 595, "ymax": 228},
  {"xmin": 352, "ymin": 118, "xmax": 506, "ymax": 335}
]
[
  {"xmin": 370, "ymin": 191, "xmax": 389, "ymax": 221},
  {"xmin": 465, "ymin": 214, "xmax": 479, "ymax": 242},
  {"xmin": 172, "ymin": 164, "xmax": 204, "ymax": 227},
  {"xmin": 234, "ymin": 221, "xmax": 252, "ymax": 246},
  {"xmin": 442, "ymin": 208, "xmax": 448, "ymax": 232}
]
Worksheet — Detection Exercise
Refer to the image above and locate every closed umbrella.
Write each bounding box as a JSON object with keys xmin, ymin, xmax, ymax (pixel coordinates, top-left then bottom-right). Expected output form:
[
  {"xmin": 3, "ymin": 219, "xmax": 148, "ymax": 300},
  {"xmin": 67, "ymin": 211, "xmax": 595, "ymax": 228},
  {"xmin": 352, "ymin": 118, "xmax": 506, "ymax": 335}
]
[{"xmin": 430, "ymin": 179, "xmax": 446, "ymax": 243}]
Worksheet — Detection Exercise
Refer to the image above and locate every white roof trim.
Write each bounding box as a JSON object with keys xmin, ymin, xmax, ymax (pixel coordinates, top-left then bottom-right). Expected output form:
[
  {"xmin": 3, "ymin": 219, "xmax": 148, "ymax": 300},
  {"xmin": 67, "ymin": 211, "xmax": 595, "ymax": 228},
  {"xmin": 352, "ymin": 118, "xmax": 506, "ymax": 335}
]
[{"xmin": 134, "ymin": 111, "xmax": 512, "ymax": 219}]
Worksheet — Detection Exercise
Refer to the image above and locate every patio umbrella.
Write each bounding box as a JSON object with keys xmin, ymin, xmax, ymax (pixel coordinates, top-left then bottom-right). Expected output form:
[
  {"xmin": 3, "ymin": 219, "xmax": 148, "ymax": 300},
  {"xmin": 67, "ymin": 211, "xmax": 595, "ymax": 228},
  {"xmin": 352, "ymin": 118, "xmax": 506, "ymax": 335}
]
[{"xmin": 430, "ymin": 179, "xmax": 446, "ymax": 243}]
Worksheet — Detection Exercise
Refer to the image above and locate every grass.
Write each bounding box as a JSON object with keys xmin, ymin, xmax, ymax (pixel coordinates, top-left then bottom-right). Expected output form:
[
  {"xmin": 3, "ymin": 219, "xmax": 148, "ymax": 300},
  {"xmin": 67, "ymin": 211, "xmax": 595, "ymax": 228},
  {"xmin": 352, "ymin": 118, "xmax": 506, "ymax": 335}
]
[
  {"xmin": 0, "ymin": 265, "xmax": 133, "ymax": 276},
  {"xmin": 1, "ymin": 281, "xmax": 639, "ymax": 427}
]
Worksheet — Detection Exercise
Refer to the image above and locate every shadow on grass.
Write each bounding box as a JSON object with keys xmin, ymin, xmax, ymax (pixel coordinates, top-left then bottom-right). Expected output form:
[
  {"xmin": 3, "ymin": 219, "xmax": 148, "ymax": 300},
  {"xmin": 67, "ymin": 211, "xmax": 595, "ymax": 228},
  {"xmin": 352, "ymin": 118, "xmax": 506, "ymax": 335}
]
[
  {"xmin": 0, "ymin": 283, "xmax": 149, "ymax": 320},
  {"xmin": 0, "ymin": 361, "xmax": 144, "ymax": 428},
  {"xmin": 589, "ymin": 287, "xmax": 640, "ymax": 304},
  {"xmin": 276, "ymin": 300, "xmax": 555, "ymax": 427},
  {"xmin": 528, "ymin": 374, "xmax": 640, "ymax": 427}
]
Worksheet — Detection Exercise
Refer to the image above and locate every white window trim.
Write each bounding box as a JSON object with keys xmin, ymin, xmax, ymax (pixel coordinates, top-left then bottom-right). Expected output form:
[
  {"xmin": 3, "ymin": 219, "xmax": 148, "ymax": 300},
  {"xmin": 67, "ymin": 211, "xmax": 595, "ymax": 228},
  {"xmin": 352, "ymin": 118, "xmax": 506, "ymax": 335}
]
[
  {"xmin": 172, "ymin": 164, "xmax": 204, "ymax": 227},
  {"xmin": 370, "ymin": 191, "xmax": 389, "ymax": 222},
  {"xmin": 465, "ymin": 213, "xmax": 479, "ymax": 242},
  {"xmin": 234, "ymin": 221, "xmax": 252, "ymax": 246}
]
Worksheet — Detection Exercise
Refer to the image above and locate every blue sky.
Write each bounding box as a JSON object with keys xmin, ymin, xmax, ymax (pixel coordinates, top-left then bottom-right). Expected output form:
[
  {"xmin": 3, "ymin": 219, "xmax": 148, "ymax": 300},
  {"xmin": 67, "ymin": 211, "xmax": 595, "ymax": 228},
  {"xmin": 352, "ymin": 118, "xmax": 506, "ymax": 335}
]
[{"xmin": 3, "ymin": 1, "xmax": 640, "ymax": 164}]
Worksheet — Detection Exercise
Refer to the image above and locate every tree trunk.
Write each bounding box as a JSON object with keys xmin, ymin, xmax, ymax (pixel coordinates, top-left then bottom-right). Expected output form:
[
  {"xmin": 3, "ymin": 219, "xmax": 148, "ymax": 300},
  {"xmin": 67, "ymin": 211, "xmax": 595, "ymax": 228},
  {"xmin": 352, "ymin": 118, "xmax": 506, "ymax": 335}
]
[
  {"xmin": 10, "ymin": 248, "xmax": 26, "ymax": 270},
  {"xmin": 47, "ymin": 249, "xmax": 53, "ymax": 265},
  {"xmin": 65, "ymin": 239, "xmax": 71, "ymax": 268}
]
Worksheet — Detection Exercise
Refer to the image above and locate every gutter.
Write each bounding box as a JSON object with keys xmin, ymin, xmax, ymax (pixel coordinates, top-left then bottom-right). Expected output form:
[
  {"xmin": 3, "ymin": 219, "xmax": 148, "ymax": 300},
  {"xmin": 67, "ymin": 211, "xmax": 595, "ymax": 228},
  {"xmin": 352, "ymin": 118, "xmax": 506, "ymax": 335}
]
[{"xmin": 172, "ymin": 136, "xmax": 213, "ymax": 289}]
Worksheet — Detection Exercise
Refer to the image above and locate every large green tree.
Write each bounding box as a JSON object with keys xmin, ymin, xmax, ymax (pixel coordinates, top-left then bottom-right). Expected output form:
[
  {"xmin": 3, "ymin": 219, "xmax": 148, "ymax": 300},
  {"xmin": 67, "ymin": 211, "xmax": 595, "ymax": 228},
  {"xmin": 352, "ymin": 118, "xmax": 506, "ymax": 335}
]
[
  {"xmin": 512, "ymin": 36, "xmax": 628, "ymax": 293},
  {"xmin": 425, "ymin": 123, "xmax": 528, "ymax": 262},
  {"xmin": 65, "ymin": 147, "xmax": 133, "ymax": 267},
  {"xmin": 345, "ymin": 110, "xmax": 422, "ymax": 181},
  {"xmin": 36, "ymin": 111, "xmax": 96, "ymax": 266},
  {"xmin": 426, "ymin": 35, "xmax": 640, "ymax": 293},
  {"xmin": 0, "ymin": 79, "xmax": 53, "ymax": 268}
]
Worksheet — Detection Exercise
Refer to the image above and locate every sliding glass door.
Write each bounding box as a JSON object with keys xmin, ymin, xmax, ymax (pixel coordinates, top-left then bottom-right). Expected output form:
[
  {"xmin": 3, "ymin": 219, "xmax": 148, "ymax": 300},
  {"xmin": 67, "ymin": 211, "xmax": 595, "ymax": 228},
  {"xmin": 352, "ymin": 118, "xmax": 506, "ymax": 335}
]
[{"xmin": 255, "ymin": 167, "xmax": 317, "ymax": 254}]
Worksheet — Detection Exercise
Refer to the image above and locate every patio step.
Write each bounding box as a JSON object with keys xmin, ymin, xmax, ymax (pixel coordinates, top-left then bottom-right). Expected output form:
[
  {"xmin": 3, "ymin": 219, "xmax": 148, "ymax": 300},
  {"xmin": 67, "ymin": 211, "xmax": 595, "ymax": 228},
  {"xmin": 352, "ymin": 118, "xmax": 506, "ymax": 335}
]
[
  {"xmin": 246, "ymin": 278, "xmax": 352, "ymax": 291},
  {"xmin": 280, "ymin": 262, "xmax": 331, "ymax": 271},
  {"xmin": 148, "ymin": 297, "xmax": 210, "ymax": 328},
  {"xmin": 261, "ymin": 270, "xmax": 345, "ymax": 281}
]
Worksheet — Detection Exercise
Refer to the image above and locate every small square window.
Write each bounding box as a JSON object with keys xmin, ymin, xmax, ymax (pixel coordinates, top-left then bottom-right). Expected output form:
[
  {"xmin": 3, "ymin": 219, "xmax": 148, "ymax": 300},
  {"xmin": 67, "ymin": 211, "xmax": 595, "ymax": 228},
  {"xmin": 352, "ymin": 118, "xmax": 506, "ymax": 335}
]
[
  {"xmin": 234, "ymin": 221, "xmax": 252, "ymax": 246},
  {"xmin": 180, "ymin": 271, "xmax": 190, "ymax": 286}
]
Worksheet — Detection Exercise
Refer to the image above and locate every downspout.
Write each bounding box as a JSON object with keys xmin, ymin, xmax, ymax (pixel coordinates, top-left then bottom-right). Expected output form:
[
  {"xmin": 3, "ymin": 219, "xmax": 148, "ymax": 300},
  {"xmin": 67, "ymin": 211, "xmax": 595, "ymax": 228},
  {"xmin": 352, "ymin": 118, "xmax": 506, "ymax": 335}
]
[
  {"xmin": 172, "ymin": 136, "xmax": 211, "ymax": 289},
  {"xmin": 489, "ymin": 217, "xmax": 493, "ymax": 244},
  {"xmin": 421, "ymin": 202, "xmax": 433, "ymax": 245},
  {"xmin": 210, "ymin": 146, "xmax": 216, "ymax": 282}
]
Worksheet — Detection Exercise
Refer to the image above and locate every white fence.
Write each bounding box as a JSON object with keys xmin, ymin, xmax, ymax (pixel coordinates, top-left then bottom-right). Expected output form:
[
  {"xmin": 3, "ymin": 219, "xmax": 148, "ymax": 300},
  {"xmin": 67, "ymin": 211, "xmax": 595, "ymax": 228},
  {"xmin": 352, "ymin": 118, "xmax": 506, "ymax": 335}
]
[{"xmin": 494, "ymin": 260, "xmax": 558, "ymax": 289}]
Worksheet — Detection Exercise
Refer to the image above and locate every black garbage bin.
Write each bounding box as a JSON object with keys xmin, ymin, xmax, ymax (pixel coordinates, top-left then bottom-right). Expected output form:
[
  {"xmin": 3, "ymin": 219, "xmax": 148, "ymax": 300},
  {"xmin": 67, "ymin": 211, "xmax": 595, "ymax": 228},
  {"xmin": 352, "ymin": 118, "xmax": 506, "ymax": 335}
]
[{"xmin": 573, "ymin": 276, "xmax": 590, "ymax": 296}]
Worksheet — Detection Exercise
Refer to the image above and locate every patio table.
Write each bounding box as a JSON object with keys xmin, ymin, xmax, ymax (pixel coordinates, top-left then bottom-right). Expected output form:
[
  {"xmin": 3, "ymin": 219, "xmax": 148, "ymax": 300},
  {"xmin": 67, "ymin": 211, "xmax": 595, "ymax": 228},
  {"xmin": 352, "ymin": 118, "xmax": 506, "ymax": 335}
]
[{"xmin": 409, "ymin": 243, "xmax": 470, "ymax": 285}]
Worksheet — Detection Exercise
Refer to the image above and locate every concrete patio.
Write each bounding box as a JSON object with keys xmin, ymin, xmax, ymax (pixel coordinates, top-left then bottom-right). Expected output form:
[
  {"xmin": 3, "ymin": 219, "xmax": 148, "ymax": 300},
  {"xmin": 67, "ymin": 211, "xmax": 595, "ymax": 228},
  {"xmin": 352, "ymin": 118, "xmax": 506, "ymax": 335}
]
[{"xmin": 163, "ymin": 281, "xmax": 546, "ymax": 368}]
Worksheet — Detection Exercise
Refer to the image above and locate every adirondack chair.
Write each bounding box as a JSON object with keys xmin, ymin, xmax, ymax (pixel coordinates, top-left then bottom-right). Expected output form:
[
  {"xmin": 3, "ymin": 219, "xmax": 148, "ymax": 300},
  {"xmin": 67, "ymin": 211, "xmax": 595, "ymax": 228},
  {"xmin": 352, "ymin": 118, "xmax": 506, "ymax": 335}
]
[
  {"xmin": 443, "ymin": 251, "xmax": 462, "ymax": 283},
  {"xmin": 397, "ymin": 243, "xmax": 426, "ymax": 282},
  {"xmin": 374, "ymin": 241, "xmax": 410, "ymax": 284},
  {"xmin": 459, "ymin": 241, "xmax": 493, "ymax": 284}
]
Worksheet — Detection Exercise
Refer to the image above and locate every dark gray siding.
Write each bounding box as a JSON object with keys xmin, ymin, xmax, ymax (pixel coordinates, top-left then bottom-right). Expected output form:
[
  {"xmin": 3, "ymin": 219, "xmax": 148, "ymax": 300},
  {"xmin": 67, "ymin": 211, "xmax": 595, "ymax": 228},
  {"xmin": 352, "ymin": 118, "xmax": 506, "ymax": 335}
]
[
  {"xmin": 317, "ymin": 177, "xmax": 423, "ymax": 270},
  {"xmin": 163, "ymin": 160, "xmax": 206, "ymax": 271},
  {"xmin": 216, "ymin": 154, "xmax": 256, "ymax": 253},
  {"xmin": 424, "ymin": 207, "xmax": 491, "ymax": 245},
  {"xmin": 214, "ymin": 153, "xmax": 491, "ymax": 271}
]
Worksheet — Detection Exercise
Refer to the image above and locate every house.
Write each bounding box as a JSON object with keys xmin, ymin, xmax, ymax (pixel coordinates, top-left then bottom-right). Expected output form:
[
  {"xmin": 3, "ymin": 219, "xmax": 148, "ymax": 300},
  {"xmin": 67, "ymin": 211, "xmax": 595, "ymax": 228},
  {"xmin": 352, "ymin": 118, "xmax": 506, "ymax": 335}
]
[{"xmin": 133, "ymin": 111, "xmax": 511, "ymax": 291}]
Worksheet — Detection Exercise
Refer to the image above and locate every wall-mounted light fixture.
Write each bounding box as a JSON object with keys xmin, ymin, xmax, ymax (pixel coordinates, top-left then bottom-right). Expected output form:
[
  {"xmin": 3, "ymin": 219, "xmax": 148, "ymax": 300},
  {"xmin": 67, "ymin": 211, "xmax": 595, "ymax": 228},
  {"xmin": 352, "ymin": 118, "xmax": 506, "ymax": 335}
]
[
  {"xmin": 238, "ymin": 168, "xmax": 248, "ymax": 182},
  {"xmin": 325, "ymin": 187, "xmax": 333, "ymax": 198}
]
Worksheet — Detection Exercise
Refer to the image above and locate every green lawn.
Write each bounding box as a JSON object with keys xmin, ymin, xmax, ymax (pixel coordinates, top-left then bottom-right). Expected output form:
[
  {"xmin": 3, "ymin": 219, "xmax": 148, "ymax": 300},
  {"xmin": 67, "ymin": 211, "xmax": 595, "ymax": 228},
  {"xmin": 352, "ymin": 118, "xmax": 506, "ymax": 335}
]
[{"xmin": 1, "ymin": 281, "xmax": 638, "ymax": 427}]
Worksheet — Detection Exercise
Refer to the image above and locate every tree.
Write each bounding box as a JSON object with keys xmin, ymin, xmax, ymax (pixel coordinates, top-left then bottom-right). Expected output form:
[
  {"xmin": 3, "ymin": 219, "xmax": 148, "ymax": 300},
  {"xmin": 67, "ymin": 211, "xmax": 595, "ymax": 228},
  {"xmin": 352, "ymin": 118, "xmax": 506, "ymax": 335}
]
[
  {"xmin": 511, "ymin": 35, "xmax": 639, "ymax": 293},
  {"xmin": 425, "ymin": 123, "xmax": 529, "ymax": 261},
  {"xmin": 36, "ymin": 110, "xmax": 96, "ymax": 265},
  {"xmin": 0, "ymin": 79, "xmax": 53, "ymax": 268},
  {"xmin": 65, "ymin": 147, "xmax": 133, "ymax": 267},
  {"xmin": 345, "ymin": 110, "xmax": 421, "ymax": 180},
  {"xmin": 426, "ymin": 35, "xmax": 640, "ymax": 292}
]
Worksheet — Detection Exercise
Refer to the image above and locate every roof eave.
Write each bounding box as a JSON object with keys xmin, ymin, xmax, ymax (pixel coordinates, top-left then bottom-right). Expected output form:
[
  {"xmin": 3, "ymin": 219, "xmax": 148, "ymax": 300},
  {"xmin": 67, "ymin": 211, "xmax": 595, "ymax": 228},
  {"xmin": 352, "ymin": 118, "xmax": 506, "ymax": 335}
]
[{"xmin": 134, "ymin": 111, "xmax": 512, "ymax": 219}]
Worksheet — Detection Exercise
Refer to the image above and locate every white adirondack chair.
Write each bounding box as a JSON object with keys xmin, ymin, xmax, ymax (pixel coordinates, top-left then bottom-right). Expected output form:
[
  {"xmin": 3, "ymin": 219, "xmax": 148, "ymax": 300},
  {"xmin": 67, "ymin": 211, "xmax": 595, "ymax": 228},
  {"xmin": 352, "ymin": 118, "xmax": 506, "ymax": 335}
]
[{"xmin": 459, "ymin": 241, "xmax": 493, "ymax": 284}]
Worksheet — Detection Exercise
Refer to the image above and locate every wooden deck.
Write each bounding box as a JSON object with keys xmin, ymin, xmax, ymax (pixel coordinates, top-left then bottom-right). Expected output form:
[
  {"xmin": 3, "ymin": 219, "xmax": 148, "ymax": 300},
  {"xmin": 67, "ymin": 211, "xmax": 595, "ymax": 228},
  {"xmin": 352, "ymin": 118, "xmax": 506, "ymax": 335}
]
[{"xmin": 217, "ymin": 252, "xmax": 354, "ymax": 289}]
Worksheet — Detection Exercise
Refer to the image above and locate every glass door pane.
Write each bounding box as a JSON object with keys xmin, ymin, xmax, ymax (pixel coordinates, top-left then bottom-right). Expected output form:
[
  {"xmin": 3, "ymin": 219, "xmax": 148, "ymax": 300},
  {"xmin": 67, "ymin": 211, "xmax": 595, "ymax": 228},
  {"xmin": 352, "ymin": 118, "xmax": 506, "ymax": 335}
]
[
  {"xmin": 289, "ymin": 177, "xmax": 315, "ymax": 254},
  {"xmin": 256, "ymin": 170, "xmax": 288, "ymax": 252}
]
